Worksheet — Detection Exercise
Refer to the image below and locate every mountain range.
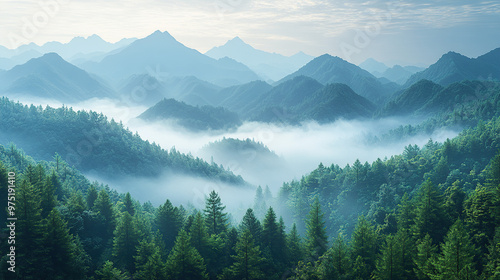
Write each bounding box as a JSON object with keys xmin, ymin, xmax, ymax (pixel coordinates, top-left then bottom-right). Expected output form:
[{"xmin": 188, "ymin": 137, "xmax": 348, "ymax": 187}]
[
  {"xmin": 0, "ymin": 53, "xmax": 114, "ymax": 102},
  {"xmin": 205, "ymin": 37, "xmax": 313, "ymax": 81},
  {"xmin": 405, "ymin": 48, "xmax": 500, "ymax": 86},
  {"xmin": 82, "ymin": 30, "xmax": 260, "ymax": 87}
]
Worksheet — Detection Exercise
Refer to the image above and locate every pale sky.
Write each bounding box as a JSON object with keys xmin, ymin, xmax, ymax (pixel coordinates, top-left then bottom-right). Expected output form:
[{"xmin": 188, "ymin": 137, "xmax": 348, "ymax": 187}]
[{"xmin": 1, "ymin": 0, "xmax": 499, "ymax": 65}]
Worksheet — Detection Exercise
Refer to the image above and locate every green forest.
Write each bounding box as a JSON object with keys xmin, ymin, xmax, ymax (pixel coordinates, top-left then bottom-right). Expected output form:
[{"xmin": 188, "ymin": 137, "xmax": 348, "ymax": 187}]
[{"xmin": 0, "ymin": 114, "xmax": 499, "ymax": 279}]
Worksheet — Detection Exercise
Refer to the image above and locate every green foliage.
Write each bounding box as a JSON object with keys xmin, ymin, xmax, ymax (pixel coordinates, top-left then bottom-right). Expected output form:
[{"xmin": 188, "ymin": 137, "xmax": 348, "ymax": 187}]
[
  {"xmin": 414, "ymin": 234, "xmax": 438, "ymax": 280},
  {"xmin": 155, "ymin": 199, "xmax": 183, "ymax": 251},
  {"xmin": 112, "ymin": 212, "xmax": 140, "ymax": 272},
  {"xmin": 204, "ymin": 190, "xmax": 228, "ymax": 235},
  {"xmin": 316, "ymin": 234, "xmax": 351, "ymax": 280},
  {"xmin": 433, "ymin": 219, "xmax": 477, "ymax": 279},
  {"xmin": 305, "ymin": 197, "xmax": 328, "ymax": 260},
  {"xmin": 221, "ymin": 229, "xmax": 265, "ymax": 280},
  {"xmin": 96, "ymin": 261, "xmax": 130, "ymax": 280},
  {"xmin": 351, "ymin": 216, "xmax": 378, "ymax": 279},
  {"xmin": 165, "ymin": 229, "xmax": 208, "ymax": 280}
]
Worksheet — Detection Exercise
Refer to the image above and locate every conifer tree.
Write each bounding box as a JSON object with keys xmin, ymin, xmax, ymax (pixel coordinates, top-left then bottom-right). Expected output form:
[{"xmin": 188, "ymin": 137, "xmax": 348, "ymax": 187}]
[
  {"xmin": 317, "ymin": 234, "xmax": 350, "ymax": 280},
  {"xmin": 94, "ymin": 189, "xmax": 115, "ymax": 236},
  {"xmin": 86, "ymin": 183, "xmax": 99, "ymax": 209},
  {"xmin": 374, "ymin": 234, "xmax": 398, "ymax": 280},
  {"xmin": 305, "ymin": 197, "xmax": 328, "ymax": 260},
  {"xmin": 134, "ymin": 240, "xmax": 166, "ymax": 280},
  {"xmin": 351, "ymin": 216, "xmax": 378, "ymax": 280},
  {"xmin": 155, "ymin": 199, "xmax": 183, "ymax": 251},
  {"xmin": 240, "ymin": 208, "xmax": 262, "ymax": 244},
  {"xmin": 96, "ymin": 261, "xmax": 130, "ymax": 280},
  {"xmin": 483, "ymin": 228, "xmax": 500, "ymax": 279},
  {"xmin": 413, "ymin": 234, "xmax": 437, "ymax": 280},
  {"xmin": 411, "ymin": 179, "xmax": 447, "ymax": 244},
  {"xmin": 165, "ymin": 229, "xmax": 208, "ymax": 280},
  {"xmin": 112, "ymin": 212, "xmax": 140, "ymax": 272},
  {"xmin": 15, "ymin": 180, "xmax": 45, "ymax": 279},
  {"xmin": 123, "ymin": 192, "xmax": 135, "ymax": 216},
  {"xmin": 287, "ymin": 223, "xmax": 304, "ymax": 267},
  {"xmin": 40, "ymin": 209, "xmax": 88, "ymax": 280},
  {"xmin": 204, "ymin": 190, "xmax": 228, "ymax": 235},
  {"xmin": 189, "ymin": 211, "xmax": 210, "ymax": 259},
  {"xmin": 39, "ymin": 175, "xmax": 57, "ymax": 218},
  {"xmin": 434, "ymin": 219, "xmax": 477, "ymax": 279},
  {"xmin": 222, "ymin": 229, "xmax": 265, "ymax": 280},
  {"xmin": 254, "ymin": 186, "xmax": 267, "ymax": 219}
]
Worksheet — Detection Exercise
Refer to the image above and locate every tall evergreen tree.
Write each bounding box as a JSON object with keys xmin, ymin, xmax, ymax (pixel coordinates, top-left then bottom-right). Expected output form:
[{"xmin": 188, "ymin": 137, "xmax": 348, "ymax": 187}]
[
  {"xmin": 351, "ymin": 216, "xmax": 378, "ymax": 280},
  {"xmin": 240, "ymin": 208, "xmax": 262, "ymax": 244},
  {"xmin": 413, "ymin": 234, "xmax": 437, "ymax": 280},
  {"xmin": 95, "ymin": 261, "xmax": 130, "ymax": 280},
  {"xmin": 254, "ymin": 186, "xmax": 267, "ymax": 219},
  {"xmin": 86, "ymin": 183, "xmax": 99, "ymax": 209},
  {"xmin": 123, "ymin": 192, "xmax": 135, "ymax": 216},
  {"xmin": 305, "ymin": 197, "xmax": 328, "ymax": 260},
  {"xmin": 317, "ymin": 234, "xmax": 351, "ymax": 280},
  {"xmin": 373, "ymin": 234, "xmax": 399, "ymax": 280},
  {"xmin": 204, "ymin": 190, "xmax": 228, "ymax": 235},
  {"xmin": 15, "ymin": 180, "xmax": 45, "ymax": 279},
  {"xmin": 40, "ymin": 209, "xmax": 88, "ymax": 280},
  {"xmin": 134, "ymin": 240, "xmax": 166, "ymax": 280},
  {"xmin": 112, "ymin": 212, "xmax": 140, "ymax": 272},
  {"xmin": 287, "ymin": 223, "xmax": 303, "ymax": 267},
  {"xmin": 165, "ymin": 229, "xmax": 208, "ymax": 280},
  {"xmin": 221, "ymin": 229, "xmax": 265, "ymax": 280},
  {"xmin": 483, "ymin": 227, "xmax": 500, "ymax": 280},
  {"xmin": 155, "ymin": 199, "xmax": 183, "ymax": 251},
  {"xmin": 189, "ymin": 211, "xmax": 210, "ymax": 259},
  {"xmin": 434, "ymin": 219, "xmax": 477, "ymax": 279},
  {"xmin": 411, "ymin": 179, "xmax": 448, "ymax": 244},
  {"xmin": 94, "ymin": 189, "xmax": 115, "ymax": 237}
]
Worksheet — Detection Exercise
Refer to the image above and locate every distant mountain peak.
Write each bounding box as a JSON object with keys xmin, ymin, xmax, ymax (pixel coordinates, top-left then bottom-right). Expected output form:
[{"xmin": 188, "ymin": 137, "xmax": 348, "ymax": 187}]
[{"xmin": 228, "ymin": 36, "xmax": 246, "ymax": 44}]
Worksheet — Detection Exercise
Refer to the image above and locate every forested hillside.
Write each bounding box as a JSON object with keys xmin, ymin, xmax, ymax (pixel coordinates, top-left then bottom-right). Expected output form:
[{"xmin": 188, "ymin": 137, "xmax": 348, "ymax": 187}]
[
  {"xmin": 0, "ymin": 97, "xmax": 244, "ymax": 184},
  {"xmin": 0, "ymin": 115, "xmax": 498, "ymax": 279}
]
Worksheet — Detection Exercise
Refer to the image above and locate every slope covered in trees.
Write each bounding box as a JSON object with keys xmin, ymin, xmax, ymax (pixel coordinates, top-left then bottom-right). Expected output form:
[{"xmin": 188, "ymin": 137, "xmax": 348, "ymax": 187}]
[{"xmin": 0, "ymin": 97, "xmax": 244, "ymax": 184}]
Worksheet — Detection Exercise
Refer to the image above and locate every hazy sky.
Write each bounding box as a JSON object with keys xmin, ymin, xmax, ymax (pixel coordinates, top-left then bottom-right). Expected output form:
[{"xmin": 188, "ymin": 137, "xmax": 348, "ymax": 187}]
[{"xmin": 1, "ymin": 0, "xmax": 499, "ymax": 65}]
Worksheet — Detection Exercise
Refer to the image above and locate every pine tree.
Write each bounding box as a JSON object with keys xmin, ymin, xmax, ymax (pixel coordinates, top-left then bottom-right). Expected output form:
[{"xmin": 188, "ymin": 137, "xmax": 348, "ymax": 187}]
[
  {"xmin": 189, "ymin": 211, "xmax": 210, "ymax": 259},
  {"xmin": 221, "ymin": 229, "xmax": 265, "ymax": 280},
  {"xmin": 123, "ymin": 192, "xmax": 135, "ymax": 216},
  {"xmin": 86, "ymin": 183, "xmax": 99, "ymax": 209},
  {"xmin": 397, "ymin": 193, "xmax": 416, "ymax": 231},
  {"xmin": 465, "ymin": 184, "xmax": 497, "ymax": 262},
  {"xmin": 165, "ymin": 229, "xmax": 208, "ymax": 280},
  {"xmin": 317, "ymin": 234, "xmax": 350, "ymax": 280},
  {"xmin": 287, "ymin": 223, "xmax": 304, "ymax": 267},
  {"xmin": 394, "ymin": 228, "xmax": 415, "ymax": 279},
  {"xmin": 39, "ymin": 175, "xmax": 57, "ymax": 218},
  {"xmin": 96, "ymin": 261, "xmax": 130, "ymax": 280},
  {"xmin": 434, "ymin": 219, "xmax": 477, "ymax": 279},
  {"xmin": 351, "ymin": 216, "xmax": 378, "ymax": 280},
  {"xmin": 94, "ymin": 189, "xmax": 115, "ymax": 237},
  {"xmin": 240, "ymin": 208, "xmax": 263, "ymax": 244},
  {"xmin": 112, "ymin": 212, "xmax": 140, "ymax": 272},
  {"xmin": 15, "ymin": 180, "xmax": 45, "ymax": 279},
  {"xmin": 134, "ymin": 240, "xmax": 166, "ymax": 280},
  {"xmin": 411, "ymin": 179, "xmax": 448, "ymax": 244},
  {"xmin": 254, "ymin": 186, "xmax": 267, "ymax": 219},
  {"xmin": 204, "ymin": 190, "xmax": 228, "ymax": 235},
  {"xmin": 373, "ymin": 234, "xmax": 398, "ymax": 280},
  {"xmin": 413, "ymin": 234, "xmax": 437, "ymax": 280},
  {"xmin": 40, "ymin": 209, "xmax": 88, "ymax": 279},
  {"xmin": 305, "ymin": 197, "xmax": 328, "ymax": 260},
  {"xmin": 483, "ymin": 228, "xmax": 500, "ymax": 279},
  {"xmin": 155, "ymin": 199, "xmax": 182, "ymax": 251}
]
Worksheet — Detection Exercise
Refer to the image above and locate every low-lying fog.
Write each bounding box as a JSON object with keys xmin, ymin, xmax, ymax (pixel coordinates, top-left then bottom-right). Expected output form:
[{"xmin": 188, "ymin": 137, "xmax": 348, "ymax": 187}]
[{"xmin": 17, "ymin": 97, "xmax": 459, "ymax": 213}]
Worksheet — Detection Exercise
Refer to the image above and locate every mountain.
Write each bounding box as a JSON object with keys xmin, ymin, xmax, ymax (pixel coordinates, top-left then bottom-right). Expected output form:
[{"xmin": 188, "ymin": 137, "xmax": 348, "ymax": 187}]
[
  {"xmin": 379, "ymin": 79, "xmax": 500, "ymax": 118},
  {"xmin": 379, "ymin": 65, "xmax": 424, "ymax": 85},
  {"xmin": 83, "ymin": 30, "xmax": 260, "ymax": 87},
  {"xmin": 251, "ymin": 82, "xmax": 375, "ymax": 123},
  {"xmin": 244, "ymin": 76, "xmax": 323, "ymax": 121},
  {"xmin": 205, "ymin": 37, "xmax": 313, "ymax": 81},
  {"xmin": 359, "ymin": 58, "xmax": 389, "ymax": 74},
  {"xmin": 405, "ymin": 48, "xmax": 500, "ymax": 87},
  {"xmin": 216, "ymin": 80, "xmax": 273, "ymax": 116},
  {"xmin": 118, "ymin": 74, "xmax": 221, "ymax": 107},
  {"xmin": 0, "ymin": 49, "xmax": 43, "ymax": 70},
  {"xmin": 0, "ymin": 53, "xmax": 114, "ymax": 102},
  {"xmin": 11, "ymin": 35, "xmax": 136, "ymax": 61},
  {"xmin": 138, "ymin": 98, "xmax": 241, "ymax": 131},
  {"xmin": 0, "ymin": 97, "xmax": 245, "ymax": 184},
  {"xmin": 279, "ymin": 54, "xmax": 394, "ymax": 105}
]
